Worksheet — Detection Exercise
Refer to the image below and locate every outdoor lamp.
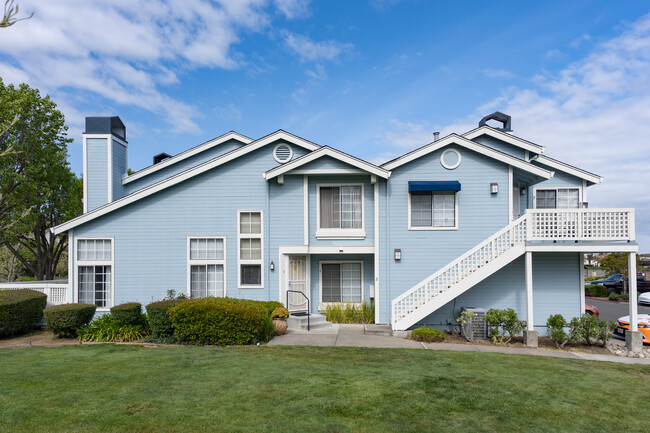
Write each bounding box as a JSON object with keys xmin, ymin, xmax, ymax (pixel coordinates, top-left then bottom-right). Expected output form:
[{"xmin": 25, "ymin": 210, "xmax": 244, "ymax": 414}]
[
  {"xmin": 490, "ymin": 183, "xmax": 499, "ymax": 194},
  {"xmin": 269, "ymin": 261, "xmax": 275, "ymax": 271},
  {"xmin": 394, "ymin": 249, "xmax": 402, "ymax": 261}
]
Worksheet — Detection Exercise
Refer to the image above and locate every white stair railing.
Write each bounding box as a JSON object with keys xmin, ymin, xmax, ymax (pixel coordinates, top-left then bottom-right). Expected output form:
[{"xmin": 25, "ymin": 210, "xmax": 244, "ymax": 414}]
[
  {"xmin": 391, "ymin": 215, "xmax": 528, "ymax": 327},
  {"xmin": 526, "ymin": 208, "xmax": 635, "ymax": 241}
]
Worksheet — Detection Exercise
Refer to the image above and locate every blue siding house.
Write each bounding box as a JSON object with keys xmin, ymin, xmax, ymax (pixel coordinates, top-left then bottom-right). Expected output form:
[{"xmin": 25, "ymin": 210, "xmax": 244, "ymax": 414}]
[{"xmin": 52, "ymin": 113, "xmax": 639, "ymax": 345}]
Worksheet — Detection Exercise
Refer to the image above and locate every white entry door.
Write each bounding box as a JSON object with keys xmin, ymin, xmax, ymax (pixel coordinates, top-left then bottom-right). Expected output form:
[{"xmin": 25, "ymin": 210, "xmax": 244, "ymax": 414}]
[
  {"xmin": 512, "ymin": 186, "xmax": 520, "ymax": 220},
  {"xmin": 287, "ymin": 255, "xmax": 309, "ymax": 312}
]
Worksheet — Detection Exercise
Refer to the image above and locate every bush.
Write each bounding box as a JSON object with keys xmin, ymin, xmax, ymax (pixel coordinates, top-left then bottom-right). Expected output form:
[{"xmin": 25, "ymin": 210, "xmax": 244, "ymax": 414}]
[
  {"xmin": 44, "ymin": 303, "xmax": 96, "ymax": 338},
  {"xmin": 546, "ymin": 313, "xmax": 616, "ymax": 347},
  {"xmin": 585, "ymin": 284, "xmax": 607, "ymax": 297},
  {"xmin": 546, "ymin": 314, "xmax": 580, "ymax": 348},
  {"xmin": 169, "ymin": 297, "xmax": 274, "ymax": 346},
  {"xmin": 410, "ymin": 327, "xmax": 446, "ymax": 343},
  {"xmin": 110, "ymin": 302, "xmax": 143, "ymax": 326},
  {"xmin": 78, "ymin": 314, "xmax": 149, "ymax": 342},
  {"xmin": 324, "ymin": 301, "xmax": 375, "ymax": 324},
  {"xmin": 485, "ymin": 308, "xmax": 526, "ymax": 345},
  {"xmin": 249, "ymin": 300, "xmax": 284, "ymax": 317},
  {"xmin": 0, "ymin": 289, "xmax": 48, "ymax": 337},
  {"xmin": 608, "ymin": 293, "xmax": 620, "ymax": 301},
  {"xmin": 146, "ymin": 299, "xmax": 186, "ymax": 343},
  {"xmin": 619, "ymin": 294, "xmax": 629, "ymax": 301},
  {"xmin": 271, "ymin": 307, "xmax": 289, "ymax": 319}
]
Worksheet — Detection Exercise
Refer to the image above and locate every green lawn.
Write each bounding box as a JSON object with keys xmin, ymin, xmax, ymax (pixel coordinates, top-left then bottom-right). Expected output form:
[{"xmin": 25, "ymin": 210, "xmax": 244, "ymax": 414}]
[{"xmin": 1, "ymin": 345, "xmax": 649, "ymax": 433}]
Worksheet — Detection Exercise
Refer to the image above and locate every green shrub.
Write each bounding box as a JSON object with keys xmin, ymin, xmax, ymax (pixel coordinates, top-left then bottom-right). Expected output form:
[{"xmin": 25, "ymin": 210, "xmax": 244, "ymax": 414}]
[
  {"xmin": 146, "ymin": 299, "xmax": 186, "ymax": 343},
  {"xmin": 110, "ymin": 302, "xmax": 143, "ymax": 326},
  {"xmin": 44, "ymin": 303, "xmax": 96, "ymax": 338},
  {"xmin": 546, "ymin": 313, "xmax": 616, "ymax": 347},
  {"xmin": 78, "ymin": 314, "xmax": 149, "ymax": 342},
  {"xmin": 608, "ymin": 293, "xmax": 620, "ymax": 301},
  {"xmin": 585, "ymin": 284, "xmax": 607, "ymax": 297},
  {"xmin": 169, "ymin": 297, "xmax": 273, "ymax": 346},
  {"xmin": 271, "ymin": 307, "xmax": 289, "ymax": 319},
  {"xmin": 485, "ymin": 308, "xmax": 526, "ymax": 345},
  {"xmin": 324, "ymin": 301, "xmax": 375, "ymax": 324},
  {"xmin": 546, "ymin": 314, "xmax": 580, "ymax": 348},
  {"xmin": 410, "ymin": 327, "xmax": 446, "ymax": 343},
  {"xmin": 0, "ymin": 289, "xmax": 48, "ymax": 337},
  {"xmin": 619, "ymin": 294, "xmax": 629, "ymax": 301},
  {"xmin": 249, "ymin": 300, "xmax": 284, "ymax": 317}
]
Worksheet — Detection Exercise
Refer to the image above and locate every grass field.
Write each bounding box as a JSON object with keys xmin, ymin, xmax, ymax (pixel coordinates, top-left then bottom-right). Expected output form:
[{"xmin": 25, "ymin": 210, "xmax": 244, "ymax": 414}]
[{"xmin": 1, "ymin": 344, "xmax": 649, "ymax": 432}]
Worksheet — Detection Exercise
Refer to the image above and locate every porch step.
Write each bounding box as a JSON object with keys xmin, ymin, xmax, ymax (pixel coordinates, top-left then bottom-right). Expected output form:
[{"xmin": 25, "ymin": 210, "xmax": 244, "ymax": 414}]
[
  {"xmin": 286, "ymin": 314, "xmax": 332, "ymax": 331},
  {"xmin": 364, "ymin": 324, "xmax": 392, "ymax": 336}
]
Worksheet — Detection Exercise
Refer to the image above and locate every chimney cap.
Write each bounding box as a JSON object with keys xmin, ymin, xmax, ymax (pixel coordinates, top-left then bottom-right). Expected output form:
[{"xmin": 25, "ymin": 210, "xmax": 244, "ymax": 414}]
[
  {"xmin": 478, "ymin": 111, "xmax": 512, "ymax": 132},
  {"xmin": 85, "ymin": 116, "xmax": 126, "ymax": 141}
]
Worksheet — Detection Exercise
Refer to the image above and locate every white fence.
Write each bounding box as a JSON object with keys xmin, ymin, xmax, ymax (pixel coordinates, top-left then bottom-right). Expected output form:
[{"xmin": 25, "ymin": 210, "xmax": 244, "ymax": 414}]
[
  {"xmin": 0, "ymin": 281, "xmax": 71, "ymax": 305},
  {"xmin": 526, "ymin": 208, "xmax": 635, "ymax": 242}
]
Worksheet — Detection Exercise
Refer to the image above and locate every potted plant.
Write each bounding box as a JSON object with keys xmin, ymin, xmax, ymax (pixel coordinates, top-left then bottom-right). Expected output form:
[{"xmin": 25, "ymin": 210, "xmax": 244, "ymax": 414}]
[{"xmin": 271, "ymin": 307, "xmax": 290, "ymax": 335}]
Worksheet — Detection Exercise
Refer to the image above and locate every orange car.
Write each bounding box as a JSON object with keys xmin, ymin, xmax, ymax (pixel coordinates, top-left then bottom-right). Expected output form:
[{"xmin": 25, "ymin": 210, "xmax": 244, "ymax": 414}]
[{"xmin": 614, "ymin": 314, "xmax": 650, "ymax": 343}]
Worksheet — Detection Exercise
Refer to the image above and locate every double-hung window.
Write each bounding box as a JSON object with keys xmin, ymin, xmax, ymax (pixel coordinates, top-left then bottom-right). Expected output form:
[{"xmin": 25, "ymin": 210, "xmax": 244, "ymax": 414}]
[
  {"xmin": 535, "ymin": 188, "xmax": 580, "ymax": 209},
  {"xmin": 238, "ymin": 211, "xmax": 263, "ymax": 287},
  {"xmin": 321, "ymin": 262, "xmax": 363, "ymax": 304},
  {"xmin": 188, "ymin": 237, "xmax": 225, "ymax": 298},
  {"xmin": 409, "ymin": 191, "xmax": 457, "ymax": 229},
  {"xmin": 77, "ymin": 238, "xmax": 113, "ymax": 308},
  {"xmin": 317, "ymin": 185, "xmax": 364, "ymax": 238}
]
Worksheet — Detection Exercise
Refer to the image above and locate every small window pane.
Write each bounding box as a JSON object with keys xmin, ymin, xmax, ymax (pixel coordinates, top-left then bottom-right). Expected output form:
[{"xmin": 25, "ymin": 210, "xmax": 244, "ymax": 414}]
[
  {"xmin": 78, "ymin": 265, "xmax": 111, "ymax": 307},
  {"xmin": 411, "ymin": 192, "xmax": 432, "ymax": 227},
  {"xmin": 433, "ymin": 192, "xmax": 455, "ymax": 227},
  {"xmin": 536, "ymin": 190, "xmax": 556, "ymax": 209},
  {"xmin": 191, "ymin": 264, "xmax": 224, "ymax": 298},
  {"xmin": 240, "ymin": 238, "xmax": 261, "ymax": 260},
  {"xmin": 321, "ymin": 264, "xmax": 340, "ymax": 303},
  {"xmin": 190, "ymin": 238, "xmax": 223, "ymax": 260},
  {"xmin": 240, "ymin": 212, "xmax": 261, "ymax": 234},
  {"xmin": 241, "ymin": 265, "xmax": 261, "ymax": 285},
  {"xmin": 557, "ymin": 189, "xmax": 579, "ymax": 209},
  {"xmin": 78, "ymin": 239, "xmax": 111, "ymax": 261}
]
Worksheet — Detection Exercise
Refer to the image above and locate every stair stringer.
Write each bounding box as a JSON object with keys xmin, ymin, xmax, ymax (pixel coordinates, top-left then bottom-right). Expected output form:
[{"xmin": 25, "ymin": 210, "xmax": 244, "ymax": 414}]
[{"xmin": 392, "ymin": 244, "xmax": 526, "ymax": 331}]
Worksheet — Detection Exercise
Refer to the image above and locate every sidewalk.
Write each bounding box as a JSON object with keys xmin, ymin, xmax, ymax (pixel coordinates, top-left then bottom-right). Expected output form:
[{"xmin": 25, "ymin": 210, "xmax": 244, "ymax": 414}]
[{"xmin": 268, "ymin": 324, "xmax": 650, "ymax": 365}]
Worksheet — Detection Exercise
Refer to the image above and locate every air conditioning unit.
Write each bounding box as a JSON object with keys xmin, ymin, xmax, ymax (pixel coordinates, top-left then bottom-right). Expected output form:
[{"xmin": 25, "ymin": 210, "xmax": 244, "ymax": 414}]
[{"xmin": 460, "ymin": 307, "xmax": 488, "ymax": 340}]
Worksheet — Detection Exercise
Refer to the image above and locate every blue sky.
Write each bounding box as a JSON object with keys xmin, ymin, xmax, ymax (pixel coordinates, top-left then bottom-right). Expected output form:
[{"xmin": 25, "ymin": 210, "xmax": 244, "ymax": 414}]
[{"xmin": 1, "ymin": 1, "xmax": 650, "ymax": 251}]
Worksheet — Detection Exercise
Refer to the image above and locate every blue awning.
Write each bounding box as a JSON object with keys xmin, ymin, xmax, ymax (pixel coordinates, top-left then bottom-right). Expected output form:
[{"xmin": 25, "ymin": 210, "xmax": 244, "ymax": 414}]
[{"xmin": 408, "ymin": 181, "xmax": 461, "ymax": 192}]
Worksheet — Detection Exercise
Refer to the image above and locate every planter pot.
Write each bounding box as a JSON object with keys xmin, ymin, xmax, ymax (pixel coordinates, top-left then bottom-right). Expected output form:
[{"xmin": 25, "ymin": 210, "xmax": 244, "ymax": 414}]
[{"xmin": 273, "ymin": 318, "xmax": 288, "ymax": 335}]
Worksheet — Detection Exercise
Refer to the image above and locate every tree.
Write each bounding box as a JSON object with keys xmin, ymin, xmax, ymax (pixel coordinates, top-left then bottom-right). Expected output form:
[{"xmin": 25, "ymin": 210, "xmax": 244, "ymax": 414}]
[
  {"xmin": 0, "ymin": 80, "xmax": 82, "ymax": 280},
  {"xmin": 599, "ymin": 253, "xmax": 640, "ymax": 276},
  {"xmin": 1, "ymin": 0, "xmax": 33, "ymax": 28}
]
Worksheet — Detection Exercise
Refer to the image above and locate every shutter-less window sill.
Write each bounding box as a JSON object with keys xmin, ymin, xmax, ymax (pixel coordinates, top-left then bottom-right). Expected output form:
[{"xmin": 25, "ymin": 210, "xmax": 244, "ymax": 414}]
[{"xmin": 316, "ymin": 229, "xmax": 366, "ymax": 240}]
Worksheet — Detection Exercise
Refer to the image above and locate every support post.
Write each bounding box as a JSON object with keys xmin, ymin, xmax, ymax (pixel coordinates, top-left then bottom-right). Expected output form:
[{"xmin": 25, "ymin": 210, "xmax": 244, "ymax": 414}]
[
  {"xmin": 523, "ymin": 251, "xmax": 538, "ymax": 347},
  {"xmin": 626, "ymin": 252, "xmax": 642, "ymax": 352}
]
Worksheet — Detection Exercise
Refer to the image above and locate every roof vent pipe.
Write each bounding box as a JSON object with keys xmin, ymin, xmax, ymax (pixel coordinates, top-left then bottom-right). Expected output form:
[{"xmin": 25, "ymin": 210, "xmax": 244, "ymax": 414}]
[{"xmin": 433, "ymin": 131, "xmax": 440, "ymax": 141}]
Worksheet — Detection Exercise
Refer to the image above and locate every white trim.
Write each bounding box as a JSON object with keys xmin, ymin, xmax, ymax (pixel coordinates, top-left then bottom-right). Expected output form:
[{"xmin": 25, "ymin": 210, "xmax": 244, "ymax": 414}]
[
  {"xmin": 532, "ymin": 186, "xmax": 582, "ymax": 209},
  {"xmin": 272, "ymin": 142, "xmax": 294, "ymax": 163},
  {"xmin": 68, "ymin": 228, "xmax": 74, "ymax": 303},
  {"xmin": 264, "ymin": 146, "xmax": 390, "ymax": 180},
  {"xmin": 53, "ymin": 130, "xmax": 320, "ymax": 235},
  {"xmin": 535, "ymin": 155, "xmax": 602, "ymax": 185},
  {"xmin": 74, "ymin": 237, "xmax": 114, "ymax": 311},
  {"xmin": 580, "ymin": 252, "xmax": 585, "ymax": 315},
  {"xmin": 629, "ymin": 252, "xmax": 638, "ymax": 332},
  {"xmin": 237, "ymin": 210, "xmax": 264, "ymax": 289},
  {"xmin": 525, "ymin": 150, "xmax": 530, "ymax": 162},
  {"xmin": 508, "ymin": 165, "xmax": 513, "ymax": 222},
  {"xmin": 525, "ymin": 244, "xmax": 639, "ymax": 253},
  {"xmin": 279, "ymin": 245, "xmax": 375, "ymax": 255},
  {"xmin": 525, "ymin": 252, "xmax": 534, "ymax": 331},
  {"xmin": 440, "ymin": 148, "xmax": 461, "ymax": 170},
  {"xmin": 107, "ymin": 136, "xmax": 113, "ymax": 203},
  {"xmin": 463, "ymin": 126, "xmax": 546, "ymax": 153},
  {"xmin": 82, "ymin": 136, "xmax": 87, "ymax": 213},
  {"xmin": 284, "ymin": 254, "xmax": 310, "ymax": 311},
  {"xmin": 315, "ymin": 183, "xmax": 366, "ymax": 239},
  {"xmin": 407, "ymin": 188, "xmax": 459, "ymax": 231},
  {"xmin": 303, "ymin": 175, "xmax": 308, "ymax": 246},
  {"xmin": 281, "ymin": 169, "xmax": 368, "ymax": 175},
  {"xmin": 374, "ymin": 181, "xmax": 380, "ymax": 324},
  {"xmin": 186, "ymin": 236, "xmax": 227, "ymax": 298},
  {"xmin": 381, "ymin": 134, "xmax": 553, "ymax": 180},
  {"xmin": 123, "ymin": 131, "xmax": 253, "ymax": 184},
  {"xmin": 318, "ymin": 260, "xmax": 364, "ymax": 308},
  {"xmin": 583, "ymin": 179, "xmax": 588, "ymax": 204}
]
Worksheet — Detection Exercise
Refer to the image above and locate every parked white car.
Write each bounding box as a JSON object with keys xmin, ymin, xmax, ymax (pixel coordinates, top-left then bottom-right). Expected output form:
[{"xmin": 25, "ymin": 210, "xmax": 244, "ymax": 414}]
[{"xmin": 639, "ymin": 292, "xmax": 650, "ymax": 306}]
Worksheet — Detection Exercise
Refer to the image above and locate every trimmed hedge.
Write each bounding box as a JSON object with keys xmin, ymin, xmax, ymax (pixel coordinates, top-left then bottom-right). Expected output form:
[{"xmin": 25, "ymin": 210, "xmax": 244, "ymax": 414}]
[
  {"xmin": 585, "ymin": 284, "xmax": 607, "ymax": 297},
  {"xmin": 248, "ymin": 300, "xmax": 283, "ymax": 317},
  {"xmin": 146, "ymin": 299, "xmax": 186, "ymax": 341},
  {"xmin": 169, "ymin": 297, "xmax": 273, "ymax": 346},
  {"xmin": 410, "ymin": 327, "xmax": 446, "ymax": 343},
  {"xmin": 110, "ymin": 302, "xmax": 142, "ymax": 326},
  {"xmin": 0, "ymin": 289, "xmax": 48, "ymax": 337},
  {"xmin": 44, "ymin": 303, "xmax": 96, "ymax": 338}
]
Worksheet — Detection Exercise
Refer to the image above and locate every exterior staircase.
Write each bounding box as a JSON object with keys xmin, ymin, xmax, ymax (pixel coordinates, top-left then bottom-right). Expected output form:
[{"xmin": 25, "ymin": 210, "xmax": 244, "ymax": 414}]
[
  {"xmin": 286, "ymin": 313, "xmax": 333, "ymax": 331},
  {"xmin": 392, "ymin": 215, "xmax": 528, "ymax": 331}
]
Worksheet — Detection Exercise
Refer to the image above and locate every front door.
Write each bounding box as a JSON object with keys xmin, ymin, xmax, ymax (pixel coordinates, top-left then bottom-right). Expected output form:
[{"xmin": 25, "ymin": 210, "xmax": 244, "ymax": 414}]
[
  {"xmin": 287, "ymin": 256, "xmax": 309, "ymax": 312},
  {"xmin": 512, "ymin": 185, "xmax": 520, "ymax": 220}
]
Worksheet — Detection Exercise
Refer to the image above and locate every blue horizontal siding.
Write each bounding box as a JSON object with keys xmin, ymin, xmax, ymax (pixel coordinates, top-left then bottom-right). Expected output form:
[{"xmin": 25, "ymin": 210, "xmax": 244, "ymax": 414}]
[
  {"xmin": 86, "ymin": 138, "xmax": 108, "ymax": 212},
  {"xmin": 471, "ymin": 135, "xmax": 526, "ymax": 159}
]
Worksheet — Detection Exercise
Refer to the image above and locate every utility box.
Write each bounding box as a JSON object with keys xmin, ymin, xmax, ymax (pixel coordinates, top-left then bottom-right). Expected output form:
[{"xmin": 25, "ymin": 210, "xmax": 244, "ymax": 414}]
[{"xmin": 460, "ymin": 307, "xmax": 488, "ymax": 340}]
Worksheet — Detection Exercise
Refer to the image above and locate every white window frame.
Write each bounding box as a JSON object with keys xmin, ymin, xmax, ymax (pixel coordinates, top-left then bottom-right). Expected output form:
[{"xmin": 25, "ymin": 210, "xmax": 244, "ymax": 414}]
[
  {"xmin": 532, "ymin": 186, "xmax": 582, "ymax": 209},
  {"xmin": 186, "ymin": 236, "xmax": 227, "ymax": 298},
  {"xmin": 74, "ymin": 237, "xmax": 114, "ymax": 311},
  {"xmin": 237, "ymin": 210, "xmax": 264, "ymax": 289},
  {"xmin": 316, "ymin": 183, "xmax": 366, "ymax": 239},
  {"xmin": 318, "ymin": 260, "xmax": 364, "ymax": 308},
  {"xmin": 407, "ymin": 190, "xmax": 459, "ymax": 230}
]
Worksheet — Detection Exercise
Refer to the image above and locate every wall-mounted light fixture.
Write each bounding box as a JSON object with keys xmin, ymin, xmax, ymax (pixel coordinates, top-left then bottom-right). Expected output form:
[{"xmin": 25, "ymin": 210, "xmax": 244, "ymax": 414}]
[
  {"xmin": 269, "ymin": 261, "xmax": 275, "ymax": 271},
  {"xmin": 394, "ymin": 249, "xmax": 402, "ymax": 261},
  {"xmin": 490, "ymin": 183, "xmax": 499, "ymax": 194},
  {"xmin": 520, "ymin": 187, "xmax": 526, "ymax": 195},
  {"xmin": 582, "ymin": 202, "xmax": 589, "ymax": 209}
]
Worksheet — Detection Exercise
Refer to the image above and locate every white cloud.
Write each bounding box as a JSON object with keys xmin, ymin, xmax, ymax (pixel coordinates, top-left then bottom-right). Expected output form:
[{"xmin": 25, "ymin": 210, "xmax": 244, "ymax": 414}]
[
  {"xmin": 0, "ymin": 0, "xmax": 297, "ymax": 133},
  {"xmin": 274, "ymin": 0, "xmax": 311, "ymax": 19},
  {"xmin": 282, "ymin": 31, "xmax": 352, "ymax": 62}
]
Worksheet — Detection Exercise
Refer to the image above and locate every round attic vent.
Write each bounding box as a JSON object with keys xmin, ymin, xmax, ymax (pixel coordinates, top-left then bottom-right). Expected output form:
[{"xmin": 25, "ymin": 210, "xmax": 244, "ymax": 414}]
[
  {"xmin": 440, "ymin": 148, "xmax": 461, "ymax": 170},
  {"xmin": 273, "ymin": 143, "xmax": 293, "ymax": 163}
]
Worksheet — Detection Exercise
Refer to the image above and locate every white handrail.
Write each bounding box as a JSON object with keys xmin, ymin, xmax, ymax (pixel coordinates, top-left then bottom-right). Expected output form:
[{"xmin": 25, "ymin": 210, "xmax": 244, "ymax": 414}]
[{"xmin": 526, "ymin": 208, "xmax": 635, "ymax": 241}]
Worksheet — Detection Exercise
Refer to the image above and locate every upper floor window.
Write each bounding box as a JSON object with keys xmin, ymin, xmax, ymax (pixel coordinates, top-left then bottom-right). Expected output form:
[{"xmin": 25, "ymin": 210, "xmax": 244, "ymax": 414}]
[
  {"xmin": 77, "ymin": 238, "xmax": 113, "ymax": 309},
  {"xmin": 317, "ymin": 185, "xmax": 365, "ymax": 239},
  {"xmin": 535, "ymin": 188, "xmax": 579, "ymax": 209},
  {"xmin": 188, "ymin": 237, "xmax": 225, "ymax": 298},
  {"xmin": 238, "ymin": 211, "xmax": 263, "ymax": 287},
  {"xmin": 409, "ymin": 191, "xmax": 457, "ymax": 230}
]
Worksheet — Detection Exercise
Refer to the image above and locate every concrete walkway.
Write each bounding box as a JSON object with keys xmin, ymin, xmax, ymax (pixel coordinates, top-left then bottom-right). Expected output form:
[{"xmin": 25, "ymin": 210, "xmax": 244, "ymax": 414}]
[{"xmin": 268, "ymin": 324, "xmax": 650, "ymax": 365}]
